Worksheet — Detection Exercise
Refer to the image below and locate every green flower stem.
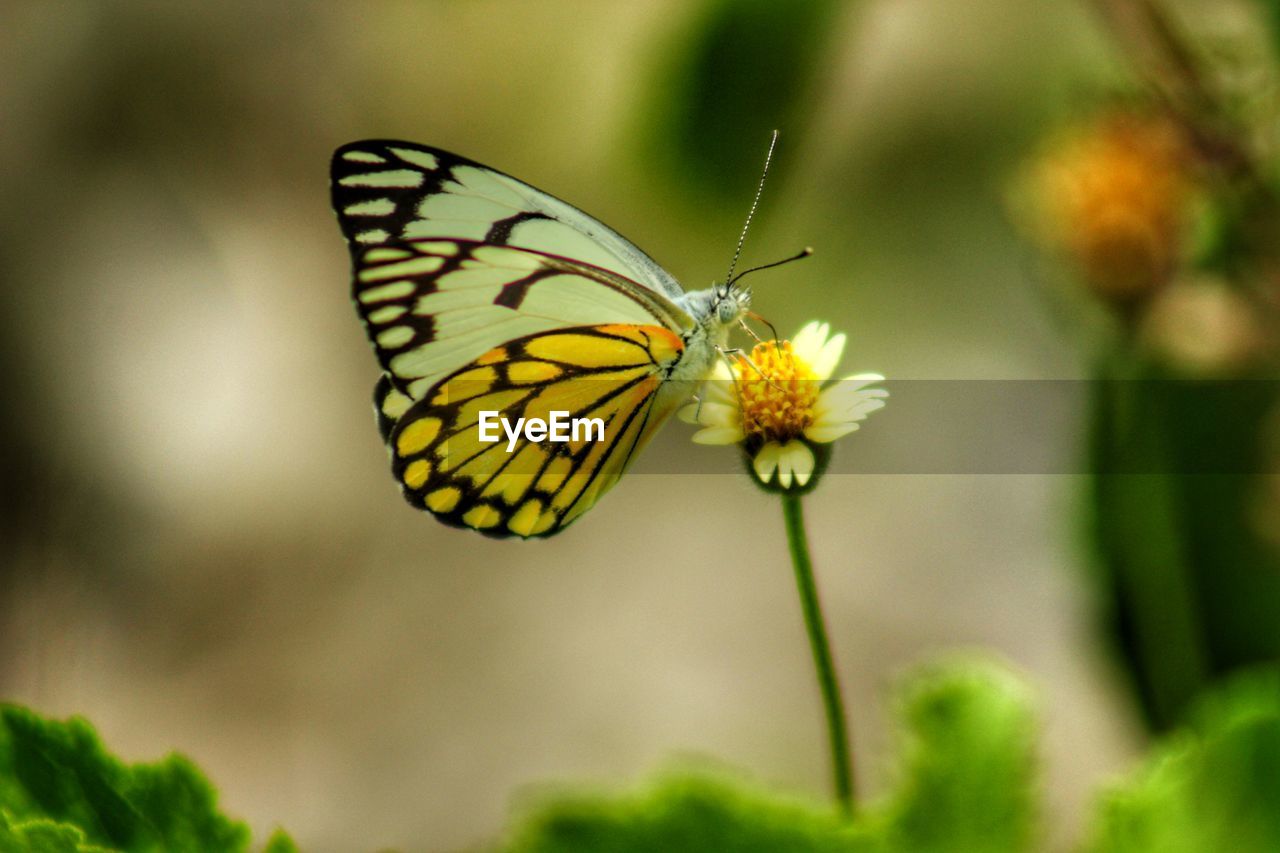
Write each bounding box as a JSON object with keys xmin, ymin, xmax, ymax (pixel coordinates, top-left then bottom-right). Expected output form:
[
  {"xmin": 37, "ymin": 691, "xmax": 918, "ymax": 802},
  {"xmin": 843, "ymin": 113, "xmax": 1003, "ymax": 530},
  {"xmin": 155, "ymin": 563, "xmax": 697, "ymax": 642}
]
[{"xmin": 781, "ymin": 492, "xmax": 854, "ymax": 815}]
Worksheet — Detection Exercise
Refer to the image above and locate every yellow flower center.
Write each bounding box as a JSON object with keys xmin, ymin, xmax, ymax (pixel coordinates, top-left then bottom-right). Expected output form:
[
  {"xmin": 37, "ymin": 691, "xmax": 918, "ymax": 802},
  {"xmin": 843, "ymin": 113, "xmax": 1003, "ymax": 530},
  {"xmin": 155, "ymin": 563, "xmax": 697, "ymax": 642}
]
[{"xmin": 733, "ymin": 340, "xmax": 820, "ymax": 443}]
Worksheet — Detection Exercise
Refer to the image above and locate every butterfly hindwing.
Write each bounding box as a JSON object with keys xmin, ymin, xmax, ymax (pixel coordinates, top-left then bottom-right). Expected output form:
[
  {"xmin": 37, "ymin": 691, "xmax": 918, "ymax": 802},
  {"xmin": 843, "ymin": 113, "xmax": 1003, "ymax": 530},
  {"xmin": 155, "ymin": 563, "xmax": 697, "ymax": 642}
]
[
  {"xmin": 387, "ymin": 323, "xmax": 685, "ymax": 538},
  {"xmin": 332, "ymin": 140, "xmax": 684, "ymax": 300}
]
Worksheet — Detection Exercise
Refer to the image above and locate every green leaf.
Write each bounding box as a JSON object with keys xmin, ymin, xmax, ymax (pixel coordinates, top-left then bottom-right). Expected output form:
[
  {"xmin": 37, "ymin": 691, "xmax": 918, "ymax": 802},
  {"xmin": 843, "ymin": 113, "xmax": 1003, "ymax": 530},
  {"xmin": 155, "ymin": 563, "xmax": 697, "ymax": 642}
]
[
  {"xmin": 0, "ymin": 704, "xmax": 291, "ymax": 853},
  {"xmin": 640, "ymin": 0, "xmax": 842, "ymax": 200},
  {"xmin": 259, "ymin": 829, "xmax": 298, "ymax": 853},
  {"xmin": 1087, "ymin": 669, "xmax": 1280, "ymax": 852},
  {"xmin": 503, "ymin": 658, "xmax": 1038, "ymax": 853},
  {"xmin": 0, "ymin": 810, "xmax": 113, "ymax": 853},
  {"xmin": 880, "ymin": 658, "xmax": 1038, "ymax": 853},
  {"xmin": 505, "ymin": 774, "xmax": 867, "ymax": 853}
]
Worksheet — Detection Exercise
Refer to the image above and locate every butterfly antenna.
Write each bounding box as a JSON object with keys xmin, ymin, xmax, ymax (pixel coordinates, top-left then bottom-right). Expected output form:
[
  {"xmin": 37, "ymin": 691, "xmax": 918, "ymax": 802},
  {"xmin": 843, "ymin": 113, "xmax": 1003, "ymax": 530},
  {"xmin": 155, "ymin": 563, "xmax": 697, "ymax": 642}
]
[
  {"xmin": 726, "ymin": 246, "xmax": 813, "ymax": 289},
  {"xmin": 724, "ymin": 129, "xmax": 781, "ymax": 286}
]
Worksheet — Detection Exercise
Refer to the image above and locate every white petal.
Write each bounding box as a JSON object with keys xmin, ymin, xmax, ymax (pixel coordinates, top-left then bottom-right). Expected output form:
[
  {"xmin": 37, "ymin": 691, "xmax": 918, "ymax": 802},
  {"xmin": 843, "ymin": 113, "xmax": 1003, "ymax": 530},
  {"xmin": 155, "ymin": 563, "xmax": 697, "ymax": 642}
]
[
  {"xmin": 819, "ymin": 377, "xmax": 887, "ymax": 412},
  {"xmin": 681, "ymin": 400, "xmax": 738, "ymax": 427},
  {"xmin": 841, "ymin": 372, "xmax": 887, "ymax": 388},
  {"xmin": 710, "ymin": 401, "xmax": 743, "ymax": 424},
  {"xmin": 702, "ymin": 378, "xmax": 737, "ymax": 406},
  {"xmin": 753, "ymin": 442, "xmax": 782, "ymax": 483},
  {"xmin": 812, "ymin": 393, "xmax": 886, "ymax": 425},
  {"xmin": 776, "ymin": 450, "xmax": 793, "ymax": 489},
  {"xmin": 791, "ymin": 322, "xmax": 828, "ymax": 363},
  {"xmin": 786, "ymin": 441, "xmax": 815, "ymax": 485},
  {"xmin": 809, "ymin": 332, "xmax": 846, "ymax": 380},
  {"xmin": 692, "ymin": 425, "xmax": 745, "ymax": 445},
  {"xmin": 805, "ymin": 422, "xmax": 860, "ymax": 443}
]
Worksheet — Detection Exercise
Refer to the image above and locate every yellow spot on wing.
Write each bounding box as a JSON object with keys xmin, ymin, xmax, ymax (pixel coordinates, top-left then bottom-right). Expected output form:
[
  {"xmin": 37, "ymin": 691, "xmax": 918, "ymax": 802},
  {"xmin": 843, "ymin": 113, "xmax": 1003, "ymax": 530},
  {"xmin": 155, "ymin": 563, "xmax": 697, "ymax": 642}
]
[
  {"xmin": 508, "ymin": 361, "xmax": 563, "ymax": 383},
  {"xmin": 426, "ymin": 487, "xmax": 461, "ymax": 512},
  {"xmin": 507, "ymin": 499, "xmax": 545, "ymax": 537},
  {"xmin": 397, "ymin": 418, "xmax": 442, "ymax": 456},
  {"xmin": 403, "ymin": 459, "xmax": 431, "ymax": 489},
  {"xmin": 524, "ymin": 333, "xmax": 650, "ymax": 368},
  {"xmin": 380, "ymin": 386, "xmax": 412, "ymax": 420},
  {"xmin": 463, "ymin": 504, "xmax": 502, "ymax": 529}
]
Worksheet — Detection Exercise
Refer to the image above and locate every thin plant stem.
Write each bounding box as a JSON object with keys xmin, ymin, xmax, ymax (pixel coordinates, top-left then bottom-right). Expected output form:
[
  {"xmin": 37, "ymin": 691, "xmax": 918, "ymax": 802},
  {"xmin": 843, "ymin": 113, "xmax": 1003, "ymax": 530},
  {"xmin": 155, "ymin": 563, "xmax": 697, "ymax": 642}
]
[{"xmin": 780, "ymin": 492, "xmax": 854, "ymax": 814}]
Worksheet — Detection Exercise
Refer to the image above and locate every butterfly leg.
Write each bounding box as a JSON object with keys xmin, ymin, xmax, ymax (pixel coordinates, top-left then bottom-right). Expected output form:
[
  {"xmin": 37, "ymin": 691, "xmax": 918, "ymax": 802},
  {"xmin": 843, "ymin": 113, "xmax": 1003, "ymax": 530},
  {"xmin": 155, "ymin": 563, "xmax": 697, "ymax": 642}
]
[
  {"xmin": 739, "ymin": 311, "xmax": 780, "ymax": 344},
  {"xmin": 716, "ymin": 345, "xmax": 785, "ymax": 393}
]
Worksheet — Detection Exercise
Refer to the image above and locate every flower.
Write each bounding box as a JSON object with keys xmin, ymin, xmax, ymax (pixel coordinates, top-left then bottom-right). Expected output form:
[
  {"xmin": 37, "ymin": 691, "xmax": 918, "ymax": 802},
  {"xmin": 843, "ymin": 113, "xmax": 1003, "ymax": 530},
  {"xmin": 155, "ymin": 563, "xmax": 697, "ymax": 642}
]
[
  {"xmin": 682, "ymin": 321, "xmax": 887, "ymax": 492},
  {"xmin": 1018, "ymin": 111, "xmax": 1196, "ymax": 306}
]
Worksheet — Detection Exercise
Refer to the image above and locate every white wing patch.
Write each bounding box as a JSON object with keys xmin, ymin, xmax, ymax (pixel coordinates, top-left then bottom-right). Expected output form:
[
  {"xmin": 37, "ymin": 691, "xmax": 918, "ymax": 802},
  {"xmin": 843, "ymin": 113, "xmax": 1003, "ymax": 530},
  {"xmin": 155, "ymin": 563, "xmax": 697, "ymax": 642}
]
[
  {"xmin": 331, "ymin": 140, "xmax": 685, "ymax": 301},
  {"xmin": 339, "ymin": 169, "xmax": 423, "ymax": 188}
]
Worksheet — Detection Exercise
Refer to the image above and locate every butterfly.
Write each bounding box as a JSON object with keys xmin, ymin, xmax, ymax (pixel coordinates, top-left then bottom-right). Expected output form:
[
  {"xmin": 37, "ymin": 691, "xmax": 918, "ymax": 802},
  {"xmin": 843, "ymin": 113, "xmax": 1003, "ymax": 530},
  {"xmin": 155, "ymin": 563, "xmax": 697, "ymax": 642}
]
[{"xmin": 331, "ymin": 140, "xmax": 762, "ymax": 538}]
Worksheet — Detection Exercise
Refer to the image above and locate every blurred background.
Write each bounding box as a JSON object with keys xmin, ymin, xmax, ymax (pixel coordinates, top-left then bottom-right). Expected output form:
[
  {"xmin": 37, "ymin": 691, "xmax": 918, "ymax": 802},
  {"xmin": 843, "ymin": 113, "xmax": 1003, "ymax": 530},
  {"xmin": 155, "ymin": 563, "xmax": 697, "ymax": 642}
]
[{"xmin": 4, "ymin": 1, "xmax": 1277, "ymax": 850}]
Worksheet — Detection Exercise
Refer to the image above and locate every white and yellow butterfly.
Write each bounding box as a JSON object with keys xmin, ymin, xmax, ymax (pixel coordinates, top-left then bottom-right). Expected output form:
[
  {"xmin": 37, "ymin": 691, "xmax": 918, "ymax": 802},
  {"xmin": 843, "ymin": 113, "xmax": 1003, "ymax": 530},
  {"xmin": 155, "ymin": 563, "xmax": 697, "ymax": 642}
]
[{"xmin": 331, "ymin": 140, "xmax": 764, "ymax": 538}]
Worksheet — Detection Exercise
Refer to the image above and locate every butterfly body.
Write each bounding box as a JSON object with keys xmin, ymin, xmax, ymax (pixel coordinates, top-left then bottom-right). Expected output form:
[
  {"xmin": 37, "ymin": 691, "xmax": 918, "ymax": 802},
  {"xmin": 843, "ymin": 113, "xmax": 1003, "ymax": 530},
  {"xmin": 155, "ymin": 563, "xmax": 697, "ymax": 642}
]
[{"xmin": 332, "ymin": 140, "xmax": 750, "ymax": 538}]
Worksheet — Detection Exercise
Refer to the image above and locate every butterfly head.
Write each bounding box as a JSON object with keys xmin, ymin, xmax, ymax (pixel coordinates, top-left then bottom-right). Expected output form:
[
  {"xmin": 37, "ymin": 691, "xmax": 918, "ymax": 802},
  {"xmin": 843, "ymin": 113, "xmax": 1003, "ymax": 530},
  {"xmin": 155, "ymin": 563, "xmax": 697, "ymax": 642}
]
[
  {"xmin": 716, "ymin": 282, "xmax": 752, "ymax": 326},
  {"xmin": 679, "ymin": 283, "xmax": 751, "ymax": 341},
  {"xmin": 696, "ymin": 246, "xmax": 812, "ymax": 336}
]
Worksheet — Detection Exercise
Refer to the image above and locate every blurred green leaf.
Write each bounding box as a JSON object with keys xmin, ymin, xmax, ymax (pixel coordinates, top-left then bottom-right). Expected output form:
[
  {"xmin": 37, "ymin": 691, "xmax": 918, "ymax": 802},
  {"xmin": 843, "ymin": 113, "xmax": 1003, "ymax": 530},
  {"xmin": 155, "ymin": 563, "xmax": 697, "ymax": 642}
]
[
  {"xmin": 259, "ymin": 829, "xmax": 298, "ymax": 853},
  {"xmin": 504, "ymin": 774, "xmax": 867, "ymax": 853},
  {"xmin": 642, "ymin": 0, "xmax": 842, "ymax": 200},
  {"xmin": 881, "ymin": 659, "xmax": 1037, "ymax": 853},
  {"xmin": 0, "ymin": 705, "xmax": 291, "ymax": 853},
  {"xmin": 1256, "ymin": 0, "xmax": 1280, "ymax": 60},
  {"xmin": 1087, "ymin": 347, "xmax": 1280, "ymax": 730},
  {"xmin": 504, "ymin": 658, "xmax": 1037, "ymax": 853},
  {"xmin": 1087, "ymin": 669, "xmax": 1280, "ymax": 852}
]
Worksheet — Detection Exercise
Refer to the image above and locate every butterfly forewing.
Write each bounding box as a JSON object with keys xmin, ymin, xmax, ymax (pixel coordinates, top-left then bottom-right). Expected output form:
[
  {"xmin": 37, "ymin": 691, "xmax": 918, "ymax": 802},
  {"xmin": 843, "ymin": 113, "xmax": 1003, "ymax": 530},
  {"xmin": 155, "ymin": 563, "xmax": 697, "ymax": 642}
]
[{"xmin": 332, "ymin": 140, "xmax": 684, "ymax": 300}]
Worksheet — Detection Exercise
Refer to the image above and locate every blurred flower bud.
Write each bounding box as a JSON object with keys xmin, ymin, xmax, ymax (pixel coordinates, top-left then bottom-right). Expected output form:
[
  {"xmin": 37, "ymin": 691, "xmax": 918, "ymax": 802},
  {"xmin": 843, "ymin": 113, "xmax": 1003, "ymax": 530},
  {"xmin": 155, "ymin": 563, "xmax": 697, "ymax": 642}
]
[
  {"xmin": 1140, "ymin": 276, "xmax": 1267, "ymax": 374},
  {"xmin": 1020, "ymin": 112, "xmax": 1196, "ymax": 307}
]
